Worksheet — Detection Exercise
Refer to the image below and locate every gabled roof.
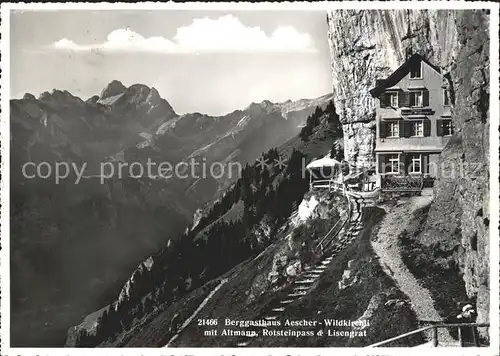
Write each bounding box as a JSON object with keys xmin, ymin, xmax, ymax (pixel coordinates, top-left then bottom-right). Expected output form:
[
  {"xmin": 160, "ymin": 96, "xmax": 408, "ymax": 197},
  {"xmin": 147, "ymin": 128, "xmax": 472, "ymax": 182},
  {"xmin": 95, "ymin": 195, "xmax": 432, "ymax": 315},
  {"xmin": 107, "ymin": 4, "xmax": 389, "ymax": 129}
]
[{"xmin": 369, "ymin": 54, "xmax": 442, "ymax": 98}]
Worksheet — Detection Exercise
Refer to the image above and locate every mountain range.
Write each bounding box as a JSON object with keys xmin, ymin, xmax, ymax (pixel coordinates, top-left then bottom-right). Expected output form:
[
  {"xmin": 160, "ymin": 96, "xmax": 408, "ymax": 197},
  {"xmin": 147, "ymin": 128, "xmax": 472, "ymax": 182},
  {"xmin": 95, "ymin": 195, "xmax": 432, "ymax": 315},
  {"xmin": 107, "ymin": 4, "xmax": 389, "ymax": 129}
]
[{"xmin": 10, "ymin": 81, "xmax": 333, "ymax": 347}]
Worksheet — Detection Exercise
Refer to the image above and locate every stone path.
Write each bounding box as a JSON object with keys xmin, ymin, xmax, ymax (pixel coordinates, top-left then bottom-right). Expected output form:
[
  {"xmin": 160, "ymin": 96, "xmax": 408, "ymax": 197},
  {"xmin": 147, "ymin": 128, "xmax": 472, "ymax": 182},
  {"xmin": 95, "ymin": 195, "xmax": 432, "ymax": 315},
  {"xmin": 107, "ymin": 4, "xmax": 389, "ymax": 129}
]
[
  {"xmin": 371, "ymin": 195, "xmax": 455, "ymax": 345},
  {"xmin": 235, "ymin": 195, "xmax": 366, "ymax": 347}
]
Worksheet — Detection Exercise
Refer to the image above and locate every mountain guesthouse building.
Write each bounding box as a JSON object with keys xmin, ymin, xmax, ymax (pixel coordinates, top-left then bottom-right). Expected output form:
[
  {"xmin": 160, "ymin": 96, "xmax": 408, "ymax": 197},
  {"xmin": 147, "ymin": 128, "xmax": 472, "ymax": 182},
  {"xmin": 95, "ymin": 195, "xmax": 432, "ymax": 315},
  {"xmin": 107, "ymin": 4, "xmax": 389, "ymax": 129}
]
[{"xmin": 369, "ymin": 54, "xmax": 453, "ymax": 192}]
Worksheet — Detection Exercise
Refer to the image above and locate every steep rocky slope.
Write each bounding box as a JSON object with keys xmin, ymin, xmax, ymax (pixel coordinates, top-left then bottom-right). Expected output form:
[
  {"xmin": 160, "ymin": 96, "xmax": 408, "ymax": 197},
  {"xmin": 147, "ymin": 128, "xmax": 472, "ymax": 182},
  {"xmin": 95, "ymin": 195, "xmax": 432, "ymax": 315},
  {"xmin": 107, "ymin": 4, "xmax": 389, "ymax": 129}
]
[
  {"xmin": 327, "ymin": 9, "xmax": 490, "ymax": 335},
  {"xmin": 11, "ymin": 81, "xmax": 332, "ymax": 347},
  {"xmin": 67, "ymin": 101, "xmax": 424, "ymax": 348},
  {"xmin": 65, "ymin": 101, "xmax": 344, "ymax": 347},
  {"xmin": 94, "ymin": 196, "xmax": 421, "ymax": 348}
]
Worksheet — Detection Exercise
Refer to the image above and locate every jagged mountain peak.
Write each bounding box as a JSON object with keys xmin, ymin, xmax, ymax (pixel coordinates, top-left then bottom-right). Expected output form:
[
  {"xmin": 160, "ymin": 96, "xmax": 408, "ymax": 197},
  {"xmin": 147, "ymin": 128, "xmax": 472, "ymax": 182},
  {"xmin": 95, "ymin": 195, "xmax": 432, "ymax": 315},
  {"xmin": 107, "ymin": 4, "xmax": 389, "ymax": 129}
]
[
  {"xmin": 37, "ymin": 89, "xmax": 85, "ymax": 108},
  {"xmin": 100, "ymin": 80, "xmax": 127, "ymax": 101},
  {"xmin": 96, "ymin": 82, "xmax": 176, "ymax": 119},
  {"xmin": 245, "ymin": 100, "xmax": 278, "ymax": 116},
  {"xmin": 86, "ymin": 95, "xmax": 100, "ymax": 104},
  {"xmin": 114, "ymin": 84, "xmax": 175, "ymax": 117},
  {"xmin": 23, "ymin": 93, "xmax": 36, "ymax": 100},
  {"xmin": 38, "ymin": 91, "xmax": 51, "ymax": 100},
  {"xmin": 245, "ymin": 94, "xmax": 334, "ymax": 116},
  {"xmin": 125, "ymin": 84, "xmax": 161, "ymax": 103},
  {"xmin": 248, "ymin": 99, "xmax": 275, "ymax": 108}
]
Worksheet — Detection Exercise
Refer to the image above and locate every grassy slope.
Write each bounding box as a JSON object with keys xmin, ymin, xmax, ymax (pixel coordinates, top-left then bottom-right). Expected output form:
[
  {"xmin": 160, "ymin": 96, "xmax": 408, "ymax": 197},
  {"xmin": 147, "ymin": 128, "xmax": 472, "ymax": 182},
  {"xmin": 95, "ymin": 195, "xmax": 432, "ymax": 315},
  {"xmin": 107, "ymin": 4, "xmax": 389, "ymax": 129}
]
[
  {"xmin": 113, "ymin": 232, "xmax": 290, "ymax": 346},
  {"xmin": 114, "ymin": 194, "xmax": 344, "ymax": 347},
  {"xmin": 114, "ymin": 206, "xmax": 425, "ymax": 347}
]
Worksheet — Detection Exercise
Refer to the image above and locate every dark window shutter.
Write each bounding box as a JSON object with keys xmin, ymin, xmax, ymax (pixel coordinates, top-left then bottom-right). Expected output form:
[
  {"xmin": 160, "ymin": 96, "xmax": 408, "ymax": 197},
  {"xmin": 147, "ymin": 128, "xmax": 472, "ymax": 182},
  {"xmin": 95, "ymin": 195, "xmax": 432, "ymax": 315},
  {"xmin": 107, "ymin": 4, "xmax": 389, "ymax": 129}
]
[
  {"xmin": 378, "ymin": 155, "xmax": 386, "ymax": 173},
  {"xmin": 436, "ymin": 119, "xmax": 443, "ymax": 136},
  {"xmin": 405, "ymin": 154, "xmax": 412, "ymax": 174},
  {"xmin": 423, "ymin": 119, "xmax": 431, "ymax": 137},
  {"xmin": 379, "ymin": 121, "xmax": 387, "ymax": 138},
  {"xmin": 399, "ymin": 120, "xmax": 405, "ymax": 137},
  {"xmin": 409, "ymin": 92, "xmax": 415, "ymax": 107},
  {"xmin": 422, "ymin": 154, "xmax": 429, "ymax": 174},
  {"xmin": 403, "ymin": 121, "xmax": 412, "ymax": 137},
  {"xmin": 399, "ymin": 92, "xmax": 409, "ymax": 107},
  {"xmin": 379, "ymin": 93, "xmax": 387, "ymax": 108},
  {"xmin": 399, "ymin": 153, "xmax": 405, "ymax": 174},
  {"xmin": 423, "ymin": 90, "xmax": 430, "ymax": 107}
]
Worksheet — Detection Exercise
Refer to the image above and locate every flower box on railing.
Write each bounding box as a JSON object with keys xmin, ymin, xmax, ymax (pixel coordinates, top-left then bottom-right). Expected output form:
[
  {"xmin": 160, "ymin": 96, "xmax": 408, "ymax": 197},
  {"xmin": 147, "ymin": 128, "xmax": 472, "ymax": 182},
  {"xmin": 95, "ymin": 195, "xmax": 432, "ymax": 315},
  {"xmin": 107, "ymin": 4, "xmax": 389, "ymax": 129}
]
[{"xmin": 381, "ymin": 174, "xmax": 424, "ymax": 191}]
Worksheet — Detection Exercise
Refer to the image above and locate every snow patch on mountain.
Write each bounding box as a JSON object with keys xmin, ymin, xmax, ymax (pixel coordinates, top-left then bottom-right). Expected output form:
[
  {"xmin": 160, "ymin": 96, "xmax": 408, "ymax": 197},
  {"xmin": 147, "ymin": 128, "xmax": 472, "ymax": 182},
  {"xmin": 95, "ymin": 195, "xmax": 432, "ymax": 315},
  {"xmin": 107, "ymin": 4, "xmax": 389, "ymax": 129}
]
[
  {"xmin": 156, "ymin": 116, "xmax": 181, "ymax": 136},
  {"xmin": 236, "ymin": 115, "xmax": 251, "ymax": 127},
  {"xmin": 97, "ymin": 92, "xmax": 125, "ymax": 106}
]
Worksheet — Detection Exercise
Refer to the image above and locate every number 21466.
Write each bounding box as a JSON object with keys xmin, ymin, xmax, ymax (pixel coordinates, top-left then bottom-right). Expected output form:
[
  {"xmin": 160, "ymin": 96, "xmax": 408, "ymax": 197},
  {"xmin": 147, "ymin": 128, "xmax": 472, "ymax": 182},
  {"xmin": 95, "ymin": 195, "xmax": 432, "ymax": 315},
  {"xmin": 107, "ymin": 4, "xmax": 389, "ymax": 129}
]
[{"xmin": 198, "ymin": 319, "xmax": 218, "ymax": 326}]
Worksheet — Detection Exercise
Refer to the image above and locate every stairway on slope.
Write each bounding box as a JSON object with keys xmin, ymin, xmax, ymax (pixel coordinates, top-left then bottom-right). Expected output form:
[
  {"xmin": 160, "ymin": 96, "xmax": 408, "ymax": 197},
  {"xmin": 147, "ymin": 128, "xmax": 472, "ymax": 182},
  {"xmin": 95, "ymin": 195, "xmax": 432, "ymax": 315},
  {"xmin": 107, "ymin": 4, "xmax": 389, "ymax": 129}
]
[{"xmin": 235, "ymin": 196, "xmax": 366, "ymax": 347}]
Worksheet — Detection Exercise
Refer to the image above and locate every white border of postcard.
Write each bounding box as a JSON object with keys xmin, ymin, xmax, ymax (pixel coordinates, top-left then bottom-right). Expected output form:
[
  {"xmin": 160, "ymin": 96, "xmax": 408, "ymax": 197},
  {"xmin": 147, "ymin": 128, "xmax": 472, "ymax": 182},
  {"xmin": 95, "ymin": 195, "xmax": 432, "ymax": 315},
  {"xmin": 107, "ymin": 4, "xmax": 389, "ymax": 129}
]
[{"xmin": 1, "ymin": 2, "xmax": 499, "ymax": 356}]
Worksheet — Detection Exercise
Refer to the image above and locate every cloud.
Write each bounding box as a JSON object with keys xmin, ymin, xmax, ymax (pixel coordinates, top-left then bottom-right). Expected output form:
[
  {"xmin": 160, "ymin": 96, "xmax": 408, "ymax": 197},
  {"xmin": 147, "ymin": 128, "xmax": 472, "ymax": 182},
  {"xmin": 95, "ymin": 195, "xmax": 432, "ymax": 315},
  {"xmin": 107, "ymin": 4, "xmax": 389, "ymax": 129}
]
[
  {"xmin": 51, "ymin": 15, "xmax": 316, "ymax": 54},
  {"xmin": 54, "ymin": 38, "xmax": 82, "ymax": 50},
  {"xmin": 54, "ymin": 29, "xmax": 181, "ymax": 53}
]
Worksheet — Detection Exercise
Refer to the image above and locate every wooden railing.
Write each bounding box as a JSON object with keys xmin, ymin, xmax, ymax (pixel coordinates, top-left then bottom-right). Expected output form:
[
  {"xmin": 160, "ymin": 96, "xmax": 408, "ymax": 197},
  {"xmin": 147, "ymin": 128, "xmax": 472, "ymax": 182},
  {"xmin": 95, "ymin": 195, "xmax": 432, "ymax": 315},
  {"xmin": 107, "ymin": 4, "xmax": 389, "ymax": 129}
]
[
  {"xmin": 366, "ymin": 323, "xmax": 490, "ymax": 348},
  {"xmin": 314, "ymin": 195, "xmax": 352, "ymax": 255},
  {"xmin": 311, "ymin": 179, "xmax": 345, "ymax": 193}
]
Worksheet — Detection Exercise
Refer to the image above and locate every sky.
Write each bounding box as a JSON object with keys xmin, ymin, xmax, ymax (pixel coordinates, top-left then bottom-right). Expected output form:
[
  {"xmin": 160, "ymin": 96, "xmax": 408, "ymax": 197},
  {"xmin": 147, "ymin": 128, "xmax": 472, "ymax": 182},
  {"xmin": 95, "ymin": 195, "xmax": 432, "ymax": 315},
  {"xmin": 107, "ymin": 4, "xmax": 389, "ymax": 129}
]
[{"xmin": 10, "ymin": 10, "xmax": 332, "ymax": 116}]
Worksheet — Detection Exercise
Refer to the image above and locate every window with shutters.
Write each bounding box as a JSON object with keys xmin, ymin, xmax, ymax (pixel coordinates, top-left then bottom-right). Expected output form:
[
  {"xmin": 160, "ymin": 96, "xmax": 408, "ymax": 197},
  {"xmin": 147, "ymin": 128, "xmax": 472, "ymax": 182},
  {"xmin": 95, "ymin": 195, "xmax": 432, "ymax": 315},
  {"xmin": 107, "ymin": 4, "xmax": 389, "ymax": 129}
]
[
  {"xmin": 410, "ymin": 62, "xmax": 422, "ymax": 79},
  {"xmin": 398, "ymin": 92, "xmax": 410, "ymax": 107},
  {"xmin": 409, "ymin": 154, "xmax": 422, "ymax": 174},
  {"xmin": 443, "ymin": 119, "xmax": 453, "ymax": 136},
  {"xmin": 410, "ymin": 91, "xmax": 423, "ymax": 107},
  {"xmin": 387, "ymin": 92, "xmax": 398, "ymax": 107},
  {"xmin": 387, "ymin": 155, "xmax": 400, "ymax": 174},
  {"xmin": 387, "ymin": 121, "xmax": 399, "ymax": 137},
  {"xmin": 443, "ymin": 89, "xmax": 450, "ymax": 106},
  {"xmin": 412, "ymin": 120, "xmax": 424, "ymax": 137}
]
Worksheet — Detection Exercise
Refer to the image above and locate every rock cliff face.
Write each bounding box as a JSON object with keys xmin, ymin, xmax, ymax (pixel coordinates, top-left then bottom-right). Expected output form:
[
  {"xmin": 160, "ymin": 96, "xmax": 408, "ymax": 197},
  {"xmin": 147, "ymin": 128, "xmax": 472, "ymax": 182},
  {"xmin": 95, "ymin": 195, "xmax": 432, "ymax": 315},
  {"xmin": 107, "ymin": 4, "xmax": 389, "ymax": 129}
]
[
  {"xmin": 327, "ymin": 9, "xmax": 490, "ymax": 335},
  {"xmin": 326, "ymin": 10, "xmax": 459, "ymax": 167},
  {"xmin": 421, "ymin": 10, "xmax": 490, "ymax": 332}
]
